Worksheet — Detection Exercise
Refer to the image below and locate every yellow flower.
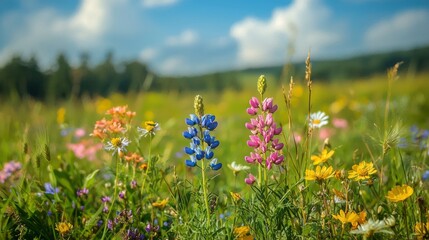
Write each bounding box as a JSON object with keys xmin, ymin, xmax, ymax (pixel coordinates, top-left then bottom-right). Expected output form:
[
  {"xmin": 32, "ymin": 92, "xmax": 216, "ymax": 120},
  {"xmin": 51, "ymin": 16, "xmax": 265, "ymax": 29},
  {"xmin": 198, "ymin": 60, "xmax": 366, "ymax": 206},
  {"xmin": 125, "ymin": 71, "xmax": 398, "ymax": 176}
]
[
  {"xmin": 234, "ymin": 226, "xmax": 250, "ymax": 238},
  {"xmin": 348, "ymin": 161, "xmax": 377, "ymax": 181},
  {"xmin": 57, "ymin": 107, "xmax": 66, "ymax": 125},
  {"xmin": 352, "ymin": 211, "xmax": 367, "ymax": 229},
  {"xmin": 230, "ymin": 192, "xmax": 242, "ymax": 202},
  {"xmin": 55, "ymin": 222, "xmax": 73, "ymax": 236},
  {"xmin": 386, "ymin": 184, "xmax": 413, "ymax": 202},
  {"xmin": 311, "ymin": 149, "xmax": 335, "ymax": 165},
  {"xmin": 332, "ymin": 210, "xmax": 360, "ymax": 226},
  {"xmin": 152, "ymin": 198, "xmax": 169, "ymax": 209},
  {"xmin": 305, "ymin": 166, "xmax": 334, "ymax": 181},
  {"xmin": 415, "ymin": 222, "xmax": 429, "ymax": 240}
]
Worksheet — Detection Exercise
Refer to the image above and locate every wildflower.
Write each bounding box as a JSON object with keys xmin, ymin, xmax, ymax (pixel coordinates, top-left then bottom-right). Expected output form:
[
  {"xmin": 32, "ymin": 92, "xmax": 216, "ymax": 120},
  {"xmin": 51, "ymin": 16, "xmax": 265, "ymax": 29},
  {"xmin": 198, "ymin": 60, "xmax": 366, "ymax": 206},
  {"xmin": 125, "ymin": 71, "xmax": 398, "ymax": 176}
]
[
  {"xmin": 57, "ymin": 107, "xmax": 66, "ymax": 125},
  {"xmin": 104, "ymin": 137, "xmax": 130, "ymax": 156},
  {"xmin": 67, "ymin": 139, "xmax": 103, "ymax": 161},
  {"xmin": 334, "ymin": 169, "xmax": 345, "ymax": 180},
  {"xmin": 183, "ymin": 100, "xmax": 222, "ymax": 170},
  {"xmin": 348, "ymin": 161, "xmax": 377, "ymax": 181},
  {"xmin": 332, "ymin": 117, "xmax": 348, "ymax": 129},
  {"xmin": 0, "ymin": 161, "xmax": 22, "ymax": 184},
  {"xmin": 415, "ymin": 222, "xmax": 429, "ymax": 240},
  {"xmin": 332, "ymin": 209, "xmax": 360, "ymax": 227},
  {"xmin": 44, "ymin": 183, "xmax": 59, "ymax": 194},
  {"xmin": 74, "ymin": 128, "xmax": 86, "ymax": 138},
  {"xmin": 244, "ymin": 173, "xmax": 256, "ymax": 185},
  {"xmin": 350, "ymin": 217, "xmax": 395, "ymax": 237},
  {"xmin": 76, "ymin": 188, "xmax": 89, "ymax": 197},
  {"xmin": 332, "ymin": 189, "xmax": 346, "ymax": 204},
  {"xmin": 139, "ymin": 163, "xmax": 148, "ymax": 171},
  {"xmin": 228, "ymin": 161, "xmax": 250, "ymax": 176},
  {"xmin": 386, "ymin": 184, "xmax": 413, "ymax": 202},
  {"xmin": 124, "ymin": 152, "xmax": 144, "ymax": 164},
  {"xmin": 152, "ymin": 198, "xmax": 168, "ymax": 209},
  {"xmin": 130, "ymin": 179, "xmax": 137, "ymax": 189},
  {"xmin": 309, "ymin": 111, "xmax": 329, "ymax": 129},
  {"xmin": 138, "ymin": 121, "xmax": 160, "ymax": 138},
  {"xmin": 422, "ymin": 170, "xmax": 429, "ymax": 181},
  {"xmin": 119, "ymin": 190, "xmax": 126, "ymax": 199},
  {"xmin": 245, "ymin": 94, "xmax": 284, "ymax": 170},
  {"xmin": 230, "ymin": 192, "xmax": 242, "ymax": 202},
  {"xmin": 101, "ymin": 196, "xmax": 111, "ymax": 203},
  {"xmin": 234, "ymin": 226, "xmax": 251, "ymax": 238},
  {"xmin": 352, "ymin": 211, "xmax": 367, "ymax": 229},
  {"xmin": 311, "ymin": 149, "xmax": 335, "ymax": 165},
  {"xmin": 305, "ymin": 165, "xmax": 334, "ymax": 181},
  {"xmin": 55, "ymin": 222, "xmax": 73, "ymax": 236}
]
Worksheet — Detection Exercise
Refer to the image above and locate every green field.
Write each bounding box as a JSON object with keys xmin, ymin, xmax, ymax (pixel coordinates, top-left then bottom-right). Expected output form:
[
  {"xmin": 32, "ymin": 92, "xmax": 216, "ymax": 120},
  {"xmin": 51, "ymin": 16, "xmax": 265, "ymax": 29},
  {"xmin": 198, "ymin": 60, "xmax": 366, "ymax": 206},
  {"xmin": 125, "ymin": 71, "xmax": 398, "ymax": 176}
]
[{"xmin": 1, "ymin": 65, "xmax": 429, "ymax": 239}]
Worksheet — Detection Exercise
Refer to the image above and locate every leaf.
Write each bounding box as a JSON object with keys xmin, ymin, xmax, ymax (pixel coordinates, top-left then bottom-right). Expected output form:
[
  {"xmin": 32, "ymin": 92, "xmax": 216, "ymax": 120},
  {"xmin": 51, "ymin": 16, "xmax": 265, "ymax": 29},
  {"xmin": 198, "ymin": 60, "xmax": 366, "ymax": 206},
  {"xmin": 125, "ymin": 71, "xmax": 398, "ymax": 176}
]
[{"xmin": 83, "ymin": 169, "xmax": 100, "ymax": 189}]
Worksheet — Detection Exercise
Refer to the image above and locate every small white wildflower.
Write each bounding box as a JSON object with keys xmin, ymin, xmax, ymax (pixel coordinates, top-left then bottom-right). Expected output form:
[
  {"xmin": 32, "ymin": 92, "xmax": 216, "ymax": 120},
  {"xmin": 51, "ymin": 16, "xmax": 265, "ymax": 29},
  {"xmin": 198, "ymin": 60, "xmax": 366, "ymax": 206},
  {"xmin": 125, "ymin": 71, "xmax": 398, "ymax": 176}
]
[
  {"xmin": 104, "ymin": 137, "xmax": 130, "ymax": 156},
  {"xmin": 138, "ymin": 121, "xmax": 160, "ymax": 138},
  {"xmin": 350, "ymin": 217, "xmax": 395, "ymax": 237},
  {"xmin": 227, "ymin": 161, "xmax": 250, "ymax": 175},
  {"xmin": 309, "ymin": 111, "xmax": 329, "ymax": 129}
]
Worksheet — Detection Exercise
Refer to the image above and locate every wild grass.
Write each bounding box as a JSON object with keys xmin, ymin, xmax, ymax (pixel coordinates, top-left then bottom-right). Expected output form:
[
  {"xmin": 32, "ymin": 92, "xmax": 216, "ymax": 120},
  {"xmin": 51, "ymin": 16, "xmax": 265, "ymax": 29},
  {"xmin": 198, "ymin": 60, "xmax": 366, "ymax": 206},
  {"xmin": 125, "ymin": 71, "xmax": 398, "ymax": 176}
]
[{"xmin": 0, "ymin": 59, "xmax": 429, "ymax": 239}]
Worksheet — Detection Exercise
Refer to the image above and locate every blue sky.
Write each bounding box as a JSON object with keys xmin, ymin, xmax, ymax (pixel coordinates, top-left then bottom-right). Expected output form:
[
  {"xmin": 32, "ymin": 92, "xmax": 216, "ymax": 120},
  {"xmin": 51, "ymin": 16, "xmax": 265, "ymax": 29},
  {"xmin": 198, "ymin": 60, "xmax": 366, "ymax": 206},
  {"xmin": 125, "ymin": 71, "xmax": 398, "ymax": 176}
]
[{"xmin": 1, "ymin": 0, "xmax": 428, "ymax": 75}]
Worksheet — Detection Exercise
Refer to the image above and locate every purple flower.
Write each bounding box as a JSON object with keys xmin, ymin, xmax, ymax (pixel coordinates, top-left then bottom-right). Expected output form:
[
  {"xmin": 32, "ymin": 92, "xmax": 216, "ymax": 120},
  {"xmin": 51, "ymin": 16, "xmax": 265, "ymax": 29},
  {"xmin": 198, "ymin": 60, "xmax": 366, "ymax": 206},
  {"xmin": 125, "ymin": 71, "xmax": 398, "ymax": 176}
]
[
  {"xmin": 76, "ymin": 188, "xmax": 89, "ymax": 197},
  {"xmin": 44, "ymin": 183, "xmax": 59, "ymax": 194},
  {"xmin": 119, "ymin": 191, "xmax": 126, "ymax": 199},
  {"xmin": 130, "ymin": 179, "xmax": 137, "ymax": 189},
  {"xmin": 101, "ymin": 196, "xmax": 111, "ymax": 203}
]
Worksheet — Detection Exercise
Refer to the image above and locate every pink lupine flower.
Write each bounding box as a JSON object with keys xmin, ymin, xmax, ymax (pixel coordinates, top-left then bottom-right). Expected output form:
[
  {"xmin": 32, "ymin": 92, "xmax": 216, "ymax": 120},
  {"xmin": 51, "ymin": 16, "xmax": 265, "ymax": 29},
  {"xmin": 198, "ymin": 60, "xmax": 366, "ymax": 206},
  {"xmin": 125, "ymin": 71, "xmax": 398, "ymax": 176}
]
[{"xmin": 245, "ymin": 173, "xmax": 256, "ymax": 185}]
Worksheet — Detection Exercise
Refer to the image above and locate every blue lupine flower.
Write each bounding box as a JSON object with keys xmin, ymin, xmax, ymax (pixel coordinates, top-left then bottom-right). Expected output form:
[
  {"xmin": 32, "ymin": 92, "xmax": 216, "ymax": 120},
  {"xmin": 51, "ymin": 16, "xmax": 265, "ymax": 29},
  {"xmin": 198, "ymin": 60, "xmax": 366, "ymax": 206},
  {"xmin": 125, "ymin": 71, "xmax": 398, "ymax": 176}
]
[
  {"xmin": 183, "ymin": 113, "xmax": 221, "ymax": 170},
  {"xmin": 201, "ymin": 114, "xmax": 218, "ymax": 131},
  {"xmin": 185, "ymin": 114, "xmax": 200, "ymax": 126},
  {"xmin": 44, "ymin": 183, "xmax": 59, "ymax": 194},
  {"xmin": 209, "ymin": 158, "xmax": 222, "ymax": 170},
  {"xmin": 423, "ymin": 170, "xmax": 429, "ymax": 181},
  {"xmin": 183, "ymin": 127, "xmax": 197, "ymax": 139},
  {"xmin": 205, "ymin": 147, "xmax": 214, "ymax": 159}
]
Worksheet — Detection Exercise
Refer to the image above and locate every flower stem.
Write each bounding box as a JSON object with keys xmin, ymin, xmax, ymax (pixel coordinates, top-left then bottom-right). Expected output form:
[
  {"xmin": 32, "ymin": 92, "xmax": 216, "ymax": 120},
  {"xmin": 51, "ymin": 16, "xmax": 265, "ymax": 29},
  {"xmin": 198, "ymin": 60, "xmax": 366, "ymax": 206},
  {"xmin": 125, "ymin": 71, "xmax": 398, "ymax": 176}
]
[
  {"xmin": 201, "ymin": 158, "xmax": 211, "ymax": 225},
  {"xmin": 101, "ymin": 155, "xmax": 119, "ymax": 239}
]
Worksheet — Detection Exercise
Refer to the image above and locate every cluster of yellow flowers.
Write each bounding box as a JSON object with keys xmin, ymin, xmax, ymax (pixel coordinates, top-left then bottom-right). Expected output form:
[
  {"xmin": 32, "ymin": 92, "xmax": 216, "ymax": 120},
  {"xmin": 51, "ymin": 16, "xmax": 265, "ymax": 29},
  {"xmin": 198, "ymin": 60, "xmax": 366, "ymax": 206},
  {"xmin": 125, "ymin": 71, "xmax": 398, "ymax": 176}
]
[{"xmin": 305, "ymin": 148, "xmax": 414, "ymax": 233}]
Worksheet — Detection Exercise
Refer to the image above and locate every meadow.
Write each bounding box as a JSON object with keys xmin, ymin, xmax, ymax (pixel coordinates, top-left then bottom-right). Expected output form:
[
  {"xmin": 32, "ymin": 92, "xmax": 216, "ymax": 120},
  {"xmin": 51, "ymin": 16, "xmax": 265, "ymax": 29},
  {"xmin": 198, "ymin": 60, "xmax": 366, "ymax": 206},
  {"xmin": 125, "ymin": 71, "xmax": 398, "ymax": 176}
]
[{"xmin": 1, "ymin": 59, "xmax": 429, "ymax": 239}]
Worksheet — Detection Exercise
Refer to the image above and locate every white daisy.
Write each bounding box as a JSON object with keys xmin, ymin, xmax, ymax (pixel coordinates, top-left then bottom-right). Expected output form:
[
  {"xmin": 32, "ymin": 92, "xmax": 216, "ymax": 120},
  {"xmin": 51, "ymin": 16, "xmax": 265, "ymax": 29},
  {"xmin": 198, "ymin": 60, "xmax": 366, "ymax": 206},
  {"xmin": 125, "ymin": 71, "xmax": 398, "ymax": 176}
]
[
  {"xmin": 350, "ymin": 217, "xmax": 395, "ymax": 237},
  {"xmin": 104, "ymin": 137, "xmax": 130, "ymax": 156},
  {"xmin": 227, "ymin": 161, "xmax": 250, "ymax": 176},
  {"xmin": 309, "ymin": 111, "xmax": 329, "ymax": 129},
  {"xmin": 138, "ymin": 121, "xmax": 160, "ymax": 138}
]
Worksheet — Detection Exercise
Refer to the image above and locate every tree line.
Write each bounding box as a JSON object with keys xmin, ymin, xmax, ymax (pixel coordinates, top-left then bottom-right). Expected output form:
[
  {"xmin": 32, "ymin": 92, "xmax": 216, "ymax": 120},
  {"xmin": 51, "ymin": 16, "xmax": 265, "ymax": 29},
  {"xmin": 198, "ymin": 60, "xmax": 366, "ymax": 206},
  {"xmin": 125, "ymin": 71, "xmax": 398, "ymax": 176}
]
[{"xmin": 0, "ymin": 52, "xmax": 242, "ymax": 101}]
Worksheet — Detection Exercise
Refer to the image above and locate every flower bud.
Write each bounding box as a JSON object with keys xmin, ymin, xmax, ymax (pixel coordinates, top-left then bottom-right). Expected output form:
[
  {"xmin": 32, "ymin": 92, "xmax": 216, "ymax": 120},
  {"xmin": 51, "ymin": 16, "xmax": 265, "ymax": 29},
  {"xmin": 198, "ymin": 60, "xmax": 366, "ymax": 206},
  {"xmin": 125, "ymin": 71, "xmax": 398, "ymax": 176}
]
[
  {"xmin": 257, "ymin": 75, "xmax": 267, "ymax": 96},
  {"xmin": 194, "ymin": 95, "xmax": 204, "ymax": 117}
]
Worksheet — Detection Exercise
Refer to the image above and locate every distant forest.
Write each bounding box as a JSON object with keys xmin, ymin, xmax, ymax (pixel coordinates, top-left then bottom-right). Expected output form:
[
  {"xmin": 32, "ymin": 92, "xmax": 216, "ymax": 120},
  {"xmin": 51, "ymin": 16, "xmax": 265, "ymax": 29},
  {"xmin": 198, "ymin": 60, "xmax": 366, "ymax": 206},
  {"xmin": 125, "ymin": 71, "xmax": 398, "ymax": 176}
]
[{"xmin": 1, "ymin": 45, "xmax": 428, "ymax": 101}]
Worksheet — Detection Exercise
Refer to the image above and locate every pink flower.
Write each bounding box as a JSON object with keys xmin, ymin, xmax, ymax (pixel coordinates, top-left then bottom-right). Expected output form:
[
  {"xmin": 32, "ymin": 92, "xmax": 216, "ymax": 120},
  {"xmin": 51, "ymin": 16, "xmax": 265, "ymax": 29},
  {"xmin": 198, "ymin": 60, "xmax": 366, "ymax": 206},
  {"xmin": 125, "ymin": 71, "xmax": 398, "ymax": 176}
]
[
  {"xmin": 262, "ymin": 98, "xmax": 278, "ymax": 113},
  {"xmin": 319, "ymin": 128, "xmax": 333, "ymax": 140},
  {"xmin": 245, "ymin": 173, "xmax": 256, "ymax": 185},
  {"xmin": 249, "ymin": 97, "xmax": 260, "ymax": 108},
  {"xmin": 74, "ymin": 128, "xmax": 86, "ymax": 138},
  {"xmin": 332, "ymin": 118, "xmax": 348, "ymax": 129},
  {"xmin": 247, "ymin": 135, "xmax": 260, "ymax": 148},
  {"xmin": 67, "ymin": 139, "xmax": 102, "ymax": 161},
  {"xmin": 293, "ymin": 132, "xmax": 302, "ymax": 143}
]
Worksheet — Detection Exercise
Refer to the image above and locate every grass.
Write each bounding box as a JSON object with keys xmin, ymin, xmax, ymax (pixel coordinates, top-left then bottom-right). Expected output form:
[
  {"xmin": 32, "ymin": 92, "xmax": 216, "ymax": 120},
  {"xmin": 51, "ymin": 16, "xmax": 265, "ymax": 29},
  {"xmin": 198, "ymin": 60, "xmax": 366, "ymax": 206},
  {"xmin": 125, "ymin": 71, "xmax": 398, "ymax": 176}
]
[{"xmin": 1, "ymin": 64, "xmax": 429, "ymax": 239}]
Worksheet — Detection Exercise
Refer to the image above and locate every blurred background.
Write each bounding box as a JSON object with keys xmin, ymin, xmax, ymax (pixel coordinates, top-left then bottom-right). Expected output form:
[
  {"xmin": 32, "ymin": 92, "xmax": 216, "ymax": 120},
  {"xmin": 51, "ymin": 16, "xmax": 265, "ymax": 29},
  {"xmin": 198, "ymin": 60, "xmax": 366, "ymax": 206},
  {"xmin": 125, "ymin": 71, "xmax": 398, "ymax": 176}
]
[{"xmin": 0, "ymin": 0, "xmax": 428, "ymax": 100}]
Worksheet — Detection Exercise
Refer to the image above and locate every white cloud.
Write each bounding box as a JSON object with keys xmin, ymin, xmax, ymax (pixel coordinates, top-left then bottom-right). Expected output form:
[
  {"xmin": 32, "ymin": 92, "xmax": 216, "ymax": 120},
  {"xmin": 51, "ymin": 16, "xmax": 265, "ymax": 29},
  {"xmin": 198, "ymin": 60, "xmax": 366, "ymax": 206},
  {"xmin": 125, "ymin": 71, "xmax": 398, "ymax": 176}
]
[
  {"xmin": 140, "ymin": 47, "xmax": 158, "ymax": 61},
  {"xmin": 159, "ymin": 56, "xmax": 184, "ymax": 73},
  {"xmin": 0, "ymin": 0, "xmax": 140, "ymax": 68},
  {"xmin": 141, "ymin": 0, "xmax": 178, "ymax": 8},
  {"xmin": 165, "ymin": 30, "xmax": 199, "ymax": 46},
  {"xmin": 230, "ymin": 0, "xmax": 342, "ymax": 67},
  {"xmin": 365, "ymin": 9, "xmax": 429, "ymax": 51}
]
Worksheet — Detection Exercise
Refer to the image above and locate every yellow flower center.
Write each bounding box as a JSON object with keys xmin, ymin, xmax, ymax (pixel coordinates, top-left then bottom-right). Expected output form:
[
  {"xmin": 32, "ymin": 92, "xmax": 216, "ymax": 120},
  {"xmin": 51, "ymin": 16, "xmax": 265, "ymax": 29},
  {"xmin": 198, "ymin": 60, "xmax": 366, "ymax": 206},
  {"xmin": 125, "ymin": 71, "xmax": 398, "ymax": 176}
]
[
  {"xmin": 111, "ymin": 138, "xmax": 121, "ymax": 147},
  {"xmin": 312, "ymin": 119, "xmax": 321, "ymax": 125},
  {"xmin": 144, "ymin": 121, "xmax": 157, "ymax": 131}
]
